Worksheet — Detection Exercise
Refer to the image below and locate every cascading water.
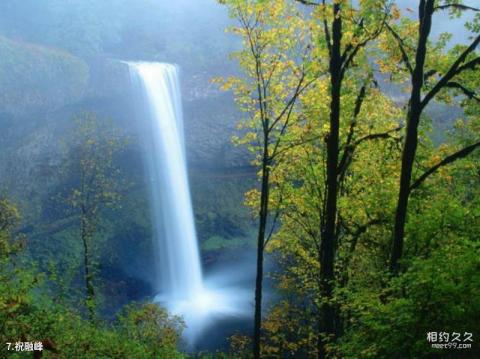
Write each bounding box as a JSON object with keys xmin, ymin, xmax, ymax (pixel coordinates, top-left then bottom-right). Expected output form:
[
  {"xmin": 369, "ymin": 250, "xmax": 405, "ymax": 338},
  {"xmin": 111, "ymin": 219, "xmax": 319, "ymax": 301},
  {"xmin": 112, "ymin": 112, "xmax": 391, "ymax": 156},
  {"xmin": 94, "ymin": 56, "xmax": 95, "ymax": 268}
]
[
  {"xmin": 128, "ymin": 61, "xmax": 250, "ymax": 345},
  {"xmin": 128, "ymin": 62, "xmax": 203, "ymax": 300}
]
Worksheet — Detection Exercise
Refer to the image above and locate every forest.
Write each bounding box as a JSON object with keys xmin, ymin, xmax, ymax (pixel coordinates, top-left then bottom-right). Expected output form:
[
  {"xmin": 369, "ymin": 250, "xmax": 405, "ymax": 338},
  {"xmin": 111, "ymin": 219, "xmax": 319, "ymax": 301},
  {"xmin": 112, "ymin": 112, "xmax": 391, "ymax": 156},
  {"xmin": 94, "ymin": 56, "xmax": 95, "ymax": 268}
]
[{"xmin": 0, "ymin": 0, "xmax": 479, "ymax": 358}]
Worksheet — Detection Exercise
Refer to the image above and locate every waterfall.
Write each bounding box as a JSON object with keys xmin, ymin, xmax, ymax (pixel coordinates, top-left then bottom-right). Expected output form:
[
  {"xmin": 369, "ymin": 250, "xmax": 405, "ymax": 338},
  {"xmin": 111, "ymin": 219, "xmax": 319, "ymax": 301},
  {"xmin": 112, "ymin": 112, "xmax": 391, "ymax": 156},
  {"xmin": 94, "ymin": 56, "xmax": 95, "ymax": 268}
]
[
  {"xmin": 128, "ymin": 62, "xmax": 203, "ymax": 300},
  {"xmin": 128, "ymin": 61, "xmax": 250, "ymax": 346}
]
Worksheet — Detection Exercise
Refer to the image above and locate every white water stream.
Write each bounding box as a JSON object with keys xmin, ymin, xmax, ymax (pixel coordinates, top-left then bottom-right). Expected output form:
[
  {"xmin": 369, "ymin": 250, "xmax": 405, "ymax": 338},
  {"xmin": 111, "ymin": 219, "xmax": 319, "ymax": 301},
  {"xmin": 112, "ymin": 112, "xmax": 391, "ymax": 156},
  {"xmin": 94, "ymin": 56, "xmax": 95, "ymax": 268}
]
[{"xmin": 128, "ymin": 62, "xmax": 249, "ymax": 344}]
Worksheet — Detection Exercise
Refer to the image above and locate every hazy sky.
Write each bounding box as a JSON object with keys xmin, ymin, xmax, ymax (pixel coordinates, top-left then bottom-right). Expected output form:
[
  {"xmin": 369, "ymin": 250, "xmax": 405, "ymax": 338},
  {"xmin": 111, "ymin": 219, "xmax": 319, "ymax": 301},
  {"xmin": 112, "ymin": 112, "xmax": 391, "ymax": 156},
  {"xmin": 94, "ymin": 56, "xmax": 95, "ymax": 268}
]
[{"xmin": 398, "ymin": 0, "xmax": 477, "ymax": 45}]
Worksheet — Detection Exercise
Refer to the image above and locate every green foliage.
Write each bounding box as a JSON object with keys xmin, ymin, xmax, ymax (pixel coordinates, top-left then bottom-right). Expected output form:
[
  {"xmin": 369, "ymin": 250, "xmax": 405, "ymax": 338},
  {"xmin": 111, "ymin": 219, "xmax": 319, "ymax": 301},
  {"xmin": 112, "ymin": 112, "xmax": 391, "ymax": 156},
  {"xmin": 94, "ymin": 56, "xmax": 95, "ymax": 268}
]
[
  {"xmin": 202, "ymin": 235, "xmax": 250, "ymax": 252},
  {"xmin": 192, "ymin": 174, "xmax": 256, "ymax": 251},
  {"xmin": 1, "ymin": 1, "xmax": 479, "ymax": 357},
  {"xmin": 339, "ymin": 240, "xmax": 480, "ymax": 358},
  {"xmin": 220, "ymin": 1, "xmax": 480, "ymax": 358},
  {"xmin": 63, "ymin": 112, "xmax": 126, "ymax": 220},
  {"xmin": 0, "ymin": 199, "xmax": 184, "ymax": 358},
  {"xmin": 1, "ymin": 303, "xmax": 185, "ymax": 359},
  {"xmin": 117, "ymin": 303, "xmax": 185, "ymax": 358},
  {"xmin": 60, "ymin": 112, "xmax": 127, "ymax": 319},
  {"xmin": 0, "ymin": 199, "xmax": 37, "ymax": 357}
]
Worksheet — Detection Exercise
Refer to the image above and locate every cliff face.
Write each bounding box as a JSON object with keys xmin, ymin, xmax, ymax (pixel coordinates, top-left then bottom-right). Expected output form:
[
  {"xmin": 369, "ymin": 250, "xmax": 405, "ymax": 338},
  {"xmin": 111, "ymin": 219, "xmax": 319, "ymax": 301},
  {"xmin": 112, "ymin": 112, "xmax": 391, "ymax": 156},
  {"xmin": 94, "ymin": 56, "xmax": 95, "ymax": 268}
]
[
  {"xmin": 0, "ymin": 36, "xmax": 89, "ymax": 116},
  {"xmin": 0, "ymin": 37, "xmax": 88, "ymax": 204},
  {"xmin": 0, "ymin": 38, "xmax": 250, "ymax": 211}
]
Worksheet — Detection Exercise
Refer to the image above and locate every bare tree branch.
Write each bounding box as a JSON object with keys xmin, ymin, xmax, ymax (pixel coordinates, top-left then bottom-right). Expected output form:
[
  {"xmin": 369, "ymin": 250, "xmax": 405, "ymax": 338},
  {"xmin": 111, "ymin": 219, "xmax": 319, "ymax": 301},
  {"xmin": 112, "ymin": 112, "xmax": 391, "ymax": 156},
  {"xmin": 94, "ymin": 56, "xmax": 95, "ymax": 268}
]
[
  {"xmin": 265, "ymin": 192, "xmax": 284, "ymax": 247},
  {"xmin": 337, "ymin": 126, "xmax": 402, "ymax": 182},
  {"xmin": 268, "ymin": 72, "xmax": 307, "ymax": 133},
  {"xmin": 385, "ymin": 22, "xmax": 414, "ymax": 76},
  {"xmin": 269, "ymin": 76, "xmax": 318, "ymax": 160},
  {"xmin": 421, "ymin": 35, "xmax": 480, "ymax": 109},
  {"xmin": 353, "ymin": 126, "xmax": 402, "ymax": 147},
  {"xmin": 272, "ymin": 134, "xmax": 322, "ymax": 161},
  {"xmin": 295, "ymin": 0, "xmax": 320, "ymax": 5},
  {"xmin": 424, "ymin": 69, "xmax": 437, "ymax": 82},
  {"xmin": 455, "ymin": 56, "xmax": 480, "ymax": 74},
  {"xmin": 340, "ymin": 15, "xmax": 387, "ymax": 79},
  {"xmin": 337, "ymin": 82, "xmax": 368, "ymax": 174},
  {"xmin": 445, "ymin": 81, "xmax": 480, "ymax": 102},
  {"xmin": 434, "ymin": 4, "xmax": 480, "ymax": 12},
  {"xmin": 410, "ymin": 140, "xmax": 480, "ymax": 192}
]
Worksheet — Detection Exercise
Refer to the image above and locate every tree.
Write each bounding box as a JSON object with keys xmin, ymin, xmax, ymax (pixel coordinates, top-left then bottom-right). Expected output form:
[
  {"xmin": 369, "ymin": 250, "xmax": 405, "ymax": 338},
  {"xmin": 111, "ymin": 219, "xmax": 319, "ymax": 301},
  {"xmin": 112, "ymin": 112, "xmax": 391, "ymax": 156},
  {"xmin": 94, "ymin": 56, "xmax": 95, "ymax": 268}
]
[
  {"xmin": 63, "ymin": 112, "xmax": 125, "ymax": 321},
  {"xmin": 292, "ymin": 1, "xmax": 393, "ymax": 356},
  {"xmin": 218, "ymin": 1, "xmax": 480, "ymax": 357},
  {"xmin": 337, "ymin": 117, "xmax": 480, "ymax": 356},
  {"xmin": 268, "ymin": 76, "xmax": 401, "ymax": 357},
  {"xmin": 0, "ymin": 198, "xmax": 50, "ymax": 357},
  {"xmin": 0, "ymin": 198, "xmax": 184, "ymax": 358},
  {"xmin": 380, "ymin": 0, "xmax": 480, "ymax": 273},
  {"xmin": 217, "ymin": 1, "xmax": 316, "ymax": 357},
  {"xmin": 117, "ymin": 303, "xmax": 185, "ymax": 358}
]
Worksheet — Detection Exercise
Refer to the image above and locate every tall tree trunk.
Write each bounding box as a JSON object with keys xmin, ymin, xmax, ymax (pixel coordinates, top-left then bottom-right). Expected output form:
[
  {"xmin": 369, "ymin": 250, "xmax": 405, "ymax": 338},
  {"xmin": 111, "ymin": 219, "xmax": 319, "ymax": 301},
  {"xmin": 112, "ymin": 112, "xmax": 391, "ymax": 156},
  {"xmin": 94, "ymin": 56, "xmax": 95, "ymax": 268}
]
[
  {"xmin": 81, "ymin": 214, "xmax": 95, "ymax": 322},
  {"xmin": 318, "ymin": 5, "xmax": 342, "ymax": 358},
  {"xmin": 391, "ymin": 0, "xmax": 434, "ymax": 274},
  {"xmin": 253, "ymin": 145, "xmax": 270, "ymax": 359}
]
